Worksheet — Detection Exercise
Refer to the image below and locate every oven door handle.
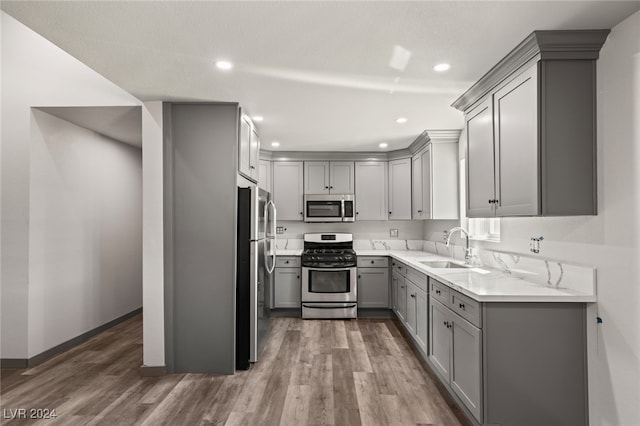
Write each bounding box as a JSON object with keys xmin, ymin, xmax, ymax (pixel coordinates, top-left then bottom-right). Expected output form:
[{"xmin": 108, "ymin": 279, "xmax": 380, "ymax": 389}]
[
  {"xmin": 302, "ymin": 303, "xmax": 357, "ymax": 309},
  {"xmin": 302, "ymin": 267, "xmax": 356, "ymax": 272}
]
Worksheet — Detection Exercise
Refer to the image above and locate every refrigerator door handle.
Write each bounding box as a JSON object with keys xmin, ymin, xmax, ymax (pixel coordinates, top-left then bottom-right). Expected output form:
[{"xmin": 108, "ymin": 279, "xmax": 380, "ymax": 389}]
[{"xmin": 264, "ymin": 200, "xmax": 277, "ymax": 274}]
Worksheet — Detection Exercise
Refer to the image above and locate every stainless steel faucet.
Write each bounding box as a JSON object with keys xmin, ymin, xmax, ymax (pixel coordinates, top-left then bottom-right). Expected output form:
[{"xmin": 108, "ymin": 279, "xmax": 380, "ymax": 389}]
[{"xmin": 446, "ymin": 227, "xmax": 472, "ymax": 264}]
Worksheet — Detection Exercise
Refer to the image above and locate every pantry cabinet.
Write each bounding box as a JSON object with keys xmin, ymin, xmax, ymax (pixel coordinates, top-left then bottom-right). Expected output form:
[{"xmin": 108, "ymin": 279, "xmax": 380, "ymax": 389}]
[
  {"xmin": 354, "ymin": 161, "xmax": 387, "ymax": 220},
  {"xmin": 388, "ymin": 158, "xmax": 412, "ymax": 220},
  {"xmin": 454, "ymin": 30, "xmax": 609, "ymax": 217},
  {"xmin": 304, "ymin": 161, "xmax": 354, "ymax": 194},
  {"xmin": 272, "ymin": 162, "xmax": 304, "ymax": 221}
]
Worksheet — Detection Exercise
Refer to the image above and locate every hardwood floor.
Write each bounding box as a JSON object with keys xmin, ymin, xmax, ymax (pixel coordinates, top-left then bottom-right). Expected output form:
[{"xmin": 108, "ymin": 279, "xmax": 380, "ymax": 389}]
[{"xmin": 1, "ymin": 314, "xmax": 468, "ymax": 426}]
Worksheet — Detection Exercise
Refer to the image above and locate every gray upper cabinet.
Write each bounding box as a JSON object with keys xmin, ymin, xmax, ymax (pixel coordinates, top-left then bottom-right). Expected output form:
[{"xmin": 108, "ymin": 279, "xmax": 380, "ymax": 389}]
[
  {"xmin": 454, "ymin": 30, "xmax": 610, "ymax": 217},
  {"xmin": 411, "ymin": 131, "xmax": 460, "ymax": 220},
  {"xmin": 355, "ymin": 161, "xmax": 387, "ymax": 220},
  {"xmin": 388, "ymin": 158, "xmax": 412, "ymax": 220},
  {"xmin": 258, "ymin": 160, "xmax": 271, "ymax": 193},
  {"xmin": 238, "ymin": 115, "xmax": 259, "ymax": 182},
  {"xmin": 330, "ymin": 161, "xmax": 355, "ymax": 193},
  {"xmin": 272, "ymin": 162, "xmax": 304, "ymax": 221},
  {"xmin": 304, "ymin": 161, "xmax": 354, "ymax": 194},
  {"xmin": 465, "ymin": 100, "xmax": 495, "ymax": 217}
]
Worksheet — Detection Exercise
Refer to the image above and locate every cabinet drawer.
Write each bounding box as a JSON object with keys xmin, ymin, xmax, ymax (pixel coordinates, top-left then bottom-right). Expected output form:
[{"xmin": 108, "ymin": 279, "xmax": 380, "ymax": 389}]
[
  {"xmin": 430, "ymin": 278, "xmax": 450, "ymax": 305},
  {"xmin": 391, "ymin": 260, "xmax": 407, "ymax": 276},
  {"xmin": 450, "ymin": 290, "xmax": 482, "ymax": 328},
  {"xmin": 357, "ymin": 256, "xmax": 389, "ymax": 268},
  {"xmin": 276, "ymin": 257, "xmax": 301, "ymax": 268},
  {"xmin": 406, "ymin": 267, "xmax": 428, "ymax": 292}
]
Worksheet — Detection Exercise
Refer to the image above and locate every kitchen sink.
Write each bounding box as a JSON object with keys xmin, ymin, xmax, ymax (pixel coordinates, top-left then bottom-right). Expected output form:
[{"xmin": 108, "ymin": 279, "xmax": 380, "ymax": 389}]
[{"xmin": 419, "ymin": 260, "xmax": 469, "ymax": 269}]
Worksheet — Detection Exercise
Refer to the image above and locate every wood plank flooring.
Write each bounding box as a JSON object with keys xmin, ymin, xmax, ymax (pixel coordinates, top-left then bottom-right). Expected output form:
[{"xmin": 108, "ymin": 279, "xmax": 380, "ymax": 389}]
[{"xmin": 1, "ymin": 314, "xmax": 468, "ymax": 426}]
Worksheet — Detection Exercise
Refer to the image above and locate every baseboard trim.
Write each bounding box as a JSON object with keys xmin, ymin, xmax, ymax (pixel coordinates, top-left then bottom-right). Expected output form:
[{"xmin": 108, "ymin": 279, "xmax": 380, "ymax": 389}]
[
  {"xmin": 139, "ymin": 365, "xmax": 166, "ymax": 377},
  {"xmin": 1, "ymin": 307, "xmax": 142, "ymax": 370},
  {"xmin": 0, "ymin": 359, "xmax": 28, "ymax": 369}
]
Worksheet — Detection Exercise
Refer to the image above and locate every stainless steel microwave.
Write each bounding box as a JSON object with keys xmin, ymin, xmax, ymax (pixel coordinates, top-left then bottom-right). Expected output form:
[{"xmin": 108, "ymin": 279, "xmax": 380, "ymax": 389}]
[{"xmin": 304, "ymin": 194, "xmax": 355, "ymax": 223}]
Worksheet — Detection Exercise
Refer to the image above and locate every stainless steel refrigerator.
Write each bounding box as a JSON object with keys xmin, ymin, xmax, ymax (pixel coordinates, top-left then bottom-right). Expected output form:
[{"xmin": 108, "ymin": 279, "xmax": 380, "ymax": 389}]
[{"xmin": 236, "ymin": 186, "xmax": 276, "ymax": 370}]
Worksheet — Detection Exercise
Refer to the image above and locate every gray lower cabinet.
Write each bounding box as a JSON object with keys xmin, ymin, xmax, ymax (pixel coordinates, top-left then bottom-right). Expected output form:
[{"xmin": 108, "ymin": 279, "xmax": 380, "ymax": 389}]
[
  {"xmin": 428, "ymin": 278, "xmax": 588, "ymax": 425},
  {"xmin": 405, "ymin": 280, "xmax": 428, "ymax": 354},
  {"xmin": 430, "ymin": 297, "xmax": 482, "ymax": 421},
  {"xmin": 391, "ymin": 259, "xmax": 428, "ymax": 354},
  {"xmin": 357, "ymin": 270, "xmax": 390, "ymax": 308},
  {"xmin": 273, "ymin": 257, "xmax": 301, "ymax": 308},
  {"xmin": 391, "ymin": 267, "xmax": 407, "ymax": 322}
]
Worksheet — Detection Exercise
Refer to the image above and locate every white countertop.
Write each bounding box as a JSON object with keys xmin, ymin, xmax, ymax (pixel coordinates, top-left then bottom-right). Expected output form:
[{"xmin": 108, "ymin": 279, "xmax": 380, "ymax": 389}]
[{"xmin": 276, "ymin": 248, "xmax": 596, "ymax": 303}]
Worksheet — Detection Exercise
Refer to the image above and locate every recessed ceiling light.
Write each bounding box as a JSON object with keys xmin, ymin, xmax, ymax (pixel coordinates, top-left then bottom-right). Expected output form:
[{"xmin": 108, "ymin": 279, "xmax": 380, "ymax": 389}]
[
  {"xmin": 215, "ymin": 60, "xmax": 233, "ymax": 71},
  {"xmin": 271, "ymin": 141, "xmax": 280, "ymax": 148},
  {"xmin": 433, "ymin": 63, "xmax": 451, "ymax": 72},
  {"xmin": 252, "ymin": 116, "xmax": 264, "ymax": 122},
  {"xmin": 396, "ymin": 117, "xmax": 408, "ymax": 124},
  {"xmin": 379, "ymin": 143, "xmax": 388, "ymax": 149}
]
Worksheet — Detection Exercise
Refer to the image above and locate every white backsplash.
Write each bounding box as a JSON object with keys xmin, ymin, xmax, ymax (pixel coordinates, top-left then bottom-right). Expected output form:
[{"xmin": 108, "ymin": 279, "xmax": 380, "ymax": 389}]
[{"xmin": 274, "ymin": 235, "xmax": 595, "ymax": 295}]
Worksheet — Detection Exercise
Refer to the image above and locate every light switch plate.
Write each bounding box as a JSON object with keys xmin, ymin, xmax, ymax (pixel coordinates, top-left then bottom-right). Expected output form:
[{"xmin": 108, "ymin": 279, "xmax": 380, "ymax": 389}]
[
  {"xmin": 389, "ymin": 228, "xmax": 399, "ymax": 238},
  {"xmin": 276, "ymin": 226, "xmax": 284, "ymax": 234}
]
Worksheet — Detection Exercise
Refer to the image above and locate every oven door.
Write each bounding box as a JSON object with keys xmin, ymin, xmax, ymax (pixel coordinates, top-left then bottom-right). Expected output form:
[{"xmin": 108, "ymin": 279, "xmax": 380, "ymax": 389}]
[{"xmin": 302, "ymin": 267, "xmax": 357, "ymax": 303}]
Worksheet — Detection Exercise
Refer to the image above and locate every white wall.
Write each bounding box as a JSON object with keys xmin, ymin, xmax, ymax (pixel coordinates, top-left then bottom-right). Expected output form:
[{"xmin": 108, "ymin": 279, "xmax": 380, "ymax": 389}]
[
  {"xmin": 1, "ymin": 11, "xmax": 142, "ymax": 359},
  {"xmin": 455, "ymin": 12, "xmax": 640, "ymax": 425},
  {"xmin": 28, "ymin": 111, "xmax": 142, "ymax": 357},
  {"xmin": 142, "ymin": 101, "xmax": 165, "ymax": 368},
  {"xmin": 278, "ymin": 220, "xmax": 424, "ymax": 240}
]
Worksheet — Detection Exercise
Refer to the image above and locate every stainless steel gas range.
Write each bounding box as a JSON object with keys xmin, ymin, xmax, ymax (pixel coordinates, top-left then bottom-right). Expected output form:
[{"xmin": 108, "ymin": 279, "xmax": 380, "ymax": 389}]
[{"xmin": 301, "ymin": 233, "xmax": 357, "ymax": 319}]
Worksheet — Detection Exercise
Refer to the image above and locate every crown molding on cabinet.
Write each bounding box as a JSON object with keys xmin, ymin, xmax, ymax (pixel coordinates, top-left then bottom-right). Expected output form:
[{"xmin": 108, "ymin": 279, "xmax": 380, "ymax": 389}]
[
  {"xmin": 451, "ymin": 29, "xmax": 610, "ymax": 112},
  {"xmin": 261, "ymin": 129, "xmax": 461, "ymax": 161}
]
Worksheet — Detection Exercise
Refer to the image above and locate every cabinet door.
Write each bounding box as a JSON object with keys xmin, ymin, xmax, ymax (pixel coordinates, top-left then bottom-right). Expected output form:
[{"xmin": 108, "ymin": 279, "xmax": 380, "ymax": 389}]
[
  {"xmin": 274, "ymin": 268, "xmax": 301, "ymax": 308},
  {"xmin": 451, "ymin": 316, "xmax": 482, "ymax": 421},
  {"xmin": 395, "ymin": 274, "xmax": 407, "ymax": 323},
  {"xmin": 258, "ymin": 160, "xmax": 271, "ymax": 192},
  {"xmin": 357, "ymin": 268, "xmax": 390, "ymax": 308},
  {"xmin": 415, "ymin": 288, "xmax": 428, "ymax": 354},
  {"xmin": 330, "ymin": 161, "xmax": 355, "ymax": 194},
  {"xmin": 391, "ymin": 271, "xmax": 399, "ymax": 312},
  {"xmin": 238, "ymin": 116, "xmax": 252, "ymax": 179},
  {"xmin": 405, "ymin": 281, "xmax": 418, "ymax": 336},
  {"xmin": 304, "ymin": 161, "xmax": 330, "ymax": 195},
  {"xmin": 420, "ymin": 146, "xmax": 432, "ymax": 219},
  {"xmin": 429, "ymin": 298, "xmax": 451, "ymax": 381},
  {"xmin": 411, "ymin": 154, "xmax": 424, "ymax": 219},
  {"xmin": 272, "ymin": 162, "xmax": 304, "ymax": 221},
  {"xmin": 494, "ymin": 65, "xmax": 539, "ymax": 216},
  {"xmin": 466, "ymin": 98, "xmax": 495, "ymax": 217},
  {"xmin": 388, "ymin": 158, "xmax": 412, "ymax": 220},
  {"xmin": 249, "ymin": 129, "xmax": 260, "ymax": 180},
  {"xmin": 355, "ymin": 161, "xmax": 387, "ymax": 220}
]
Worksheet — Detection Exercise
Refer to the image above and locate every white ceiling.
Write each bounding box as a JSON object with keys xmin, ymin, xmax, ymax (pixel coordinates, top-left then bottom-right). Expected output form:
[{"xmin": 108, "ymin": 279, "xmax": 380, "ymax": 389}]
[{"xmin": 2, "ymin": 1, "xmax": 639, "ymax": 152}]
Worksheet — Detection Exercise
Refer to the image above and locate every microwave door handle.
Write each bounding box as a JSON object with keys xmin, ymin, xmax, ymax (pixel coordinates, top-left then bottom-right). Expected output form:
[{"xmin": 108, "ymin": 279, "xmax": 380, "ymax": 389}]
[{"xmin": 341, "ymin": 199, "xmax": 345, "ymax": 222}]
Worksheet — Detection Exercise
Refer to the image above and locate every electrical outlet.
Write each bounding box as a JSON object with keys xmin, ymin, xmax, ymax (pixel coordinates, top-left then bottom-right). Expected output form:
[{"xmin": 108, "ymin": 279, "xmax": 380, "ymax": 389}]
[
  {"xmin": 276, "ymin": 226, "xmax": 284, "ymax": 234},
  {"xmin": 389, "ymin": 228, "xmax": 399, "ymax": 238}
]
